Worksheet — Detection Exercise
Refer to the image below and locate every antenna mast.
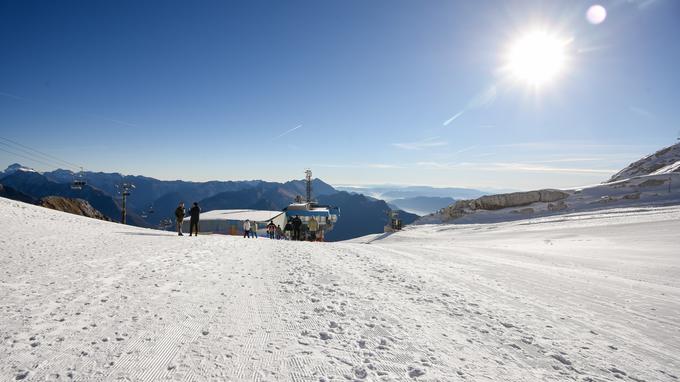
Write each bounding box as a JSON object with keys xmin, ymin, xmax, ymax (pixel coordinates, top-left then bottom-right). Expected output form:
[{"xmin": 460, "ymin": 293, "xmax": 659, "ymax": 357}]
[{"xmin": 305, "ymin": 169, "xmax": 312, "ymax": 203}]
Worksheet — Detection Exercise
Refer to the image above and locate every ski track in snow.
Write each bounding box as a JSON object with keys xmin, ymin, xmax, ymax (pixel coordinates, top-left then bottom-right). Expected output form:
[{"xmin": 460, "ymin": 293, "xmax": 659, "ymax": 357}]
[{"xmin": 1, "ymin": 197, "xmax": 679, "ymax": 381}]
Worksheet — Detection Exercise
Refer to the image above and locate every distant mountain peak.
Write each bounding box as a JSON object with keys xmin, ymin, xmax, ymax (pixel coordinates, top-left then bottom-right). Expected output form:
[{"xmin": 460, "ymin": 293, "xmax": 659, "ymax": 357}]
[{"xmin": 2, "ymin": 163, "xmax": 37, "ymax": 175}]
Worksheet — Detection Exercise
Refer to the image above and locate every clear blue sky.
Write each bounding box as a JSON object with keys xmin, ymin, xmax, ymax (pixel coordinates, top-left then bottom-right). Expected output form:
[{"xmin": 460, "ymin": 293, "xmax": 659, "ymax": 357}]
[{"xmin": 1, "ymin": 0, "xmax": 678, "ymax": 190}]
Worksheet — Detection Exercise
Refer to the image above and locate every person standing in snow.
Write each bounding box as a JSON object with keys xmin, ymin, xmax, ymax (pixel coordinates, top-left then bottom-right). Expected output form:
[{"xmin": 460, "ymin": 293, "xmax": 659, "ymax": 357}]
[
  {"xmin": 189, "ymin": 202, "xmax": 200, "ymax": 236},
  {"xmin": 291, "ymin": 215, "xmax": 302, "ymax": 241},
  {"xmin": 284, "ymin": 220, "xmax": 293, "ymax": 240},
  {"xmin": 276, "ymin": 225, "xmax": 283, "ymax": 240},
  {"xmin": 251, "ymin": 221, "xmax": 258, "ymax": 238},
  {"xmin": 266, "ymin": 220, "xmax": 277, "ymax": 239},
  {"xmin": 243, "ymin": 219, "xmax": 251, "ymax": 238},
  {"xmin": 175, "ymin": 202, "xmax": 185, "ymax": 236},
  {"xmin": 308, "ymin": 216, "xmax": 319, "ymax": 241}
]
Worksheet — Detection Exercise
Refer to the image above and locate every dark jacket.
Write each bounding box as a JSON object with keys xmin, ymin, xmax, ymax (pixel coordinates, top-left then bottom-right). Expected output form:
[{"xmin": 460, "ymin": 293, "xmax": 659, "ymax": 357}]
[
  {"xmin": 284, "ymin": 222, "xmax": 292, "ymax": 231},
  {"xmin": 175, "ymin": 206, "xmax": 185, "ymax": 220},
  {"xmin": 291, "ymin": 217, "xmax": 302, "ymax": 228},
  {"xmin": 190, "ymin": 206, "xmax": 200, "ymax": 221}
]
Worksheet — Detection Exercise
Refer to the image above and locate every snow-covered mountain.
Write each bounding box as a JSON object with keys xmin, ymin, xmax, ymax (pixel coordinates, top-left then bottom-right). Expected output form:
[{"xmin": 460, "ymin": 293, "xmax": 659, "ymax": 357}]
[
  {"xmin": 420, "ymin": 142, "xmax": 680, "ymax": 225},
  {"xmin": 608, "ymin": 141, "xmax": 680, "ymax": 182},
  {"xmin": 0, "ymin": 162, "xmax": 37, "ymax": 177},
  {"xmin": 2, "ymin": 196, "xmax": 679, "ymax": 381}
]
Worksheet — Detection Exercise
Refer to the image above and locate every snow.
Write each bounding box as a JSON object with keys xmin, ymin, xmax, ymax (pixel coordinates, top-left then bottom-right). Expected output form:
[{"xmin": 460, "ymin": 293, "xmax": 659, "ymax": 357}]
[
  {"xmin": 651, "ymin": 160, "xmax": 680, "ymax": 176},
  {"xmin": 1, "ymin": 196, "xmax": 679, "ymax": 381}
]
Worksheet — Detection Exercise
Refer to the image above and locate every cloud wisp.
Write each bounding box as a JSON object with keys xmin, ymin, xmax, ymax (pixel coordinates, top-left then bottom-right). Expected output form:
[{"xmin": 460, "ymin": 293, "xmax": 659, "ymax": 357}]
[
  {"xmin": 392, "ymin": 137, "xmax": 448, "ymax": 151},
  {"xmin": 629, "ymin": 106, "xmax": 654, "ymax": 119},
  {"xmin": 415, "ymin": 161, "xmax": 617, "ymax": 175}
]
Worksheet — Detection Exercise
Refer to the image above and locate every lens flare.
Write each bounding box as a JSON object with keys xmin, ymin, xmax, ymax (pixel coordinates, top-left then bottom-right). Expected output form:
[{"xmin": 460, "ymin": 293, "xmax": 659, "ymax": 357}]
[{"xmin": 586, "ymin": 5, "xmax": 607, "ymax": 25}]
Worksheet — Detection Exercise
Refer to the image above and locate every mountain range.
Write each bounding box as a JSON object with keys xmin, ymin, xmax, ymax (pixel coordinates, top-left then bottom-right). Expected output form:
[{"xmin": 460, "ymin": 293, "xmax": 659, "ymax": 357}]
[
  {"xmin": 0, "ymin": 165, "xmax": 417, "ymax": 241},
  {"xmin": 335, "ymin": 185, "xmax": 489, "ymax": 215}
]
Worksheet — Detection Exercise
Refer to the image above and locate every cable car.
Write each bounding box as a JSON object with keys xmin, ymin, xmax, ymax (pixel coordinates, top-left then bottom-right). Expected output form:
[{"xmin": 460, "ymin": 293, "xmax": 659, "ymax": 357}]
[{"xmin": 70, "ymin": 168, "xmax": 86, "ymax": 190}]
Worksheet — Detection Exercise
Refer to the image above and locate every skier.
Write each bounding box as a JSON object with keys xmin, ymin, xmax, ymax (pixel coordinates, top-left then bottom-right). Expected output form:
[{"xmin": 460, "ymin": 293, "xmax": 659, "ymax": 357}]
[
  {"xmin": 251, "ymin": 221, "xmax": 258, "ymax": 238},
  {"xmin": 308, "ymin": 216, "xmax": 319, "ymax": 241},
  {"xmin": 189, "ymin": 202, "xmax": 200, "ymax": 236},
  {"xmin": 291, "ymin": 215, "xmax": 302, "ymax": 241},
  {"xmin": 276, "ymin": 225, "xmax": 283, "ymax": 240},
  {"xmin": 243, "ymin": 219, "xmax": 251, "ymax": 238},
  {"xmin": 174, "ymin": 202, "xmax": 185, "ymax": 236},
  {"xmin": 266, "ymin": 220, "xmax": 277, "ymax": 239}
]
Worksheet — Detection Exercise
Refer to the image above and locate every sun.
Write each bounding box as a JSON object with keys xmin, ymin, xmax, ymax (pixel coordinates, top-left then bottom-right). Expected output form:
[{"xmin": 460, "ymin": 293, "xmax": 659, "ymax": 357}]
[{"xmin": 506, "ymin": 30, "xmax": 569, "ymax": 87}]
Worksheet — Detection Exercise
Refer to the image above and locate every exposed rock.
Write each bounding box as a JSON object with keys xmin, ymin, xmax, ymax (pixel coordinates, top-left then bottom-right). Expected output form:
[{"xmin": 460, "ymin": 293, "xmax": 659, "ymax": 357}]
[
  {"xmin": 638, "ymin": 179, "xmax": 666, "ymax": 188},
  {"xmin": 548, "ymin": 200, "xmax": 568, "ymax": 211},
  {"xmin": 40, "ymin": 196, "xmax": 112, "ymax": 222},
  {"xmin": 623, "ymin": 192, "xmax": 641, "ymax": 200},
  {"xmin": 435, "ymin": 189, "xmax": 569, "ymax": 222},
  {"xmin": 472, "ymin": 189, "xmax": 568, "ymax": 211}
]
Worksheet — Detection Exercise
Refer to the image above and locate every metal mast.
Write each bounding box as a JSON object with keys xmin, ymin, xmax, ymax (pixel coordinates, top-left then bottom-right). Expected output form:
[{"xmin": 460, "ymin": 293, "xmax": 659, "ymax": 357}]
[
  {"xmin": 305, "ymin": 169, "xmax": 312, "ymax": 203},
  {"xmin": 117, "ymin": 183, "xmax": 135, "ymax": 224}
]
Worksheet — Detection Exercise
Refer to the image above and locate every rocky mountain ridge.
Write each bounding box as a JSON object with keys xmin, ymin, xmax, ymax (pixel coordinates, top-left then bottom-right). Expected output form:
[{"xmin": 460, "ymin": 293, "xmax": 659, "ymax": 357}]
[{"xmin": 419, "ymin": 142, "xmax": 680, "ymax": 225}]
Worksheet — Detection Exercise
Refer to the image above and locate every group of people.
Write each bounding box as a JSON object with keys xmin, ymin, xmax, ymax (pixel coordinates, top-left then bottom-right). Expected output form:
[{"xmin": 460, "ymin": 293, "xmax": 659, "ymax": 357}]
[
  {"xmin": 242, "ymin": 219, "xmax": 260, "ymax": 238},
  {"xmin": 244, "ymin": 215, "xmax": 321, "ymax": 241},
  {"xmin": 243, "ymin": 220, "xmax": 285, "ymax": 239},
  {"xmin": 174, "ymin": 202, "xmax": 200, "ymax": 236},
  {"xmin": 283, "ymin": 215, "xmax": 321, "ymax": 241},
  {"xmin": 173, "ymin": 202, "xmax": 322, "ymax": 241}
]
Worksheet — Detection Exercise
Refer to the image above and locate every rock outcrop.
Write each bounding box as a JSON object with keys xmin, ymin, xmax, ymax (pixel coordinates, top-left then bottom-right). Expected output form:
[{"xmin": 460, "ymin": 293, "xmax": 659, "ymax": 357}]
[
  {"xmin": 471, "ymin": 189, "xmax": 569, "ymax": 210},
  {"xmin": 40, "ymin": 196, "xmax": 112, "ymax": 222},
  {"xmin": 436, "ymin": 189, "xmax": 570, "ymax": 222}
]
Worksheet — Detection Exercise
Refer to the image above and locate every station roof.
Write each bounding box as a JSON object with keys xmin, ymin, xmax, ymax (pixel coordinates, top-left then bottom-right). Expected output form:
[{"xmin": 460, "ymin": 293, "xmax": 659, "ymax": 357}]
[{"xmin": 183, "ymin": 209, "xmax": 283, "ymax": 222}]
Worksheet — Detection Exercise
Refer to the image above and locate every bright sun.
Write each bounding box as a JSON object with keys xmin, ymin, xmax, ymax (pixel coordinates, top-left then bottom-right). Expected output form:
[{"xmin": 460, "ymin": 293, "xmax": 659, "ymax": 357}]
[{"xmin": 506, "ymin": 30, "xmax": 568, "ymax": 87}]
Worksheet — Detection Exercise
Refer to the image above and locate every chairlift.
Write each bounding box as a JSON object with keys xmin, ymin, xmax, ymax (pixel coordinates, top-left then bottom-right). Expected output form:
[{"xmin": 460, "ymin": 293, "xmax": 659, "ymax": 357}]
[
  {"xmin": 159, "ymin": 218, "xmax": 173, "ymax": 230},
  {"xmin": 70, "ymin": 167, "xmax": 86, "ymax": 190},
  {"xmin": 116, "ymin": 183, "xmax": 134, "ymax": 196}
]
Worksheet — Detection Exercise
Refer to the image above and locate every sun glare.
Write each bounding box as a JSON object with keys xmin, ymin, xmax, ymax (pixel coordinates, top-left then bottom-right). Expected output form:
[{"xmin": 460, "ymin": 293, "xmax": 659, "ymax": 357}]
[{"xmin": 506, "ymin": 30, "xmax": 568, "ymax": 87}]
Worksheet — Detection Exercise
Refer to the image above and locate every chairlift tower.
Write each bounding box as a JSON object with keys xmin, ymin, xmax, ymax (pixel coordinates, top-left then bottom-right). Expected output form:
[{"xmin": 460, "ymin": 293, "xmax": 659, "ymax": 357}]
[
  {"xmin": 117, "ymin": 183, "xmax": 135, "ymax": 224},
  {"xmin": 305, "ymin": 169, "xmax": 313, "ymax": 203}
]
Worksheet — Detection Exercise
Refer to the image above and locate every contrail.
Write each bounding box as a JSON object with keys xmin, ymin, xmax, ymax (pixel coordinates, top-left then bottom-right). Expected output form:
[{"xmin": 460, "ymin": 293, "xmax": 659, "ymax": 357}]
[
  {"xmin": 0, "ymin": 90, "xmax": 137, "ymax": 128},
  {"xmin": 274, "ymin": 124, "xmax": 302, "ymax": 139},
  {"xmin": 443, "ymin": 85, "xmax": 497, "ymax": 127},
  {"xmin": 443, "ymin": 110, "xmax": 465, "ymax": 126},
  {"xmin": 0, "ymin": 91, "xmax": 27, "ymax": 101}
]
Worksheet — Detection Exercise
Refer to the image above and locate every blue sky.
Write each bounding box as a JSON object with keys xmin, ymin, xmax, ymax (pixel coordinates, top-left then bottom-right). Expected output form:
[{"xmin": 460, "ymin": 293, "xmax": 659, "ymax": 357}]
[{"xmin": 1, "ymin": 0, "xmax": 678, "ymax": 190}]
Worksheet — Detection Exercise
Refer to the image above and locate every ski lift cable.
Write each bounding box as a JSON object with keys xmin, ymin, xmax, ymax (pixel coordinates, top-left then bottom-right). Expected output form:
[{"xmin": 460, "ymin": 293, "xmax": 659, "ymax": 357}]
[
  {"xmin": 0, "ymin": 145, "xmax": 67, "ymax": 171},
  {"xmin": 0, "ymin": 136, "xmax": 82, "ymax": 171}
]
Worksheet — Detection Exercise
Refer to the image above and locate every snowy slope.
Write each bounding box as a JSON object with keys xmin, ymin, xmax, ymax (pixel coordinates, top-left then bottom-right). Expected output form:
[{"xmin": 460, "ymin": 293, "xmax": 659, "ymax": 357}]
[
  {"xmin": 608, "ymin": 142, "xmax": 680, "ymax": 182},
  {"xmin": 1, "ymin": 197, "xmax": 679, "ymax": 381}
]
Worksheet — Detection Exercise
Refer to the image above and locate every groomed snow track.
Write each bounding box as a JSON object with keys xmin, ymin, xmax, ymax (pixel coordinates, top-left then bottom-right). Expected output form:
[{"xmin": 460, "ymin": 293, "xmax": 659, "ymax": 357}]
[{"xmin": 1, "ymin": 197, "xmax": 679, "ymax": 381}]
